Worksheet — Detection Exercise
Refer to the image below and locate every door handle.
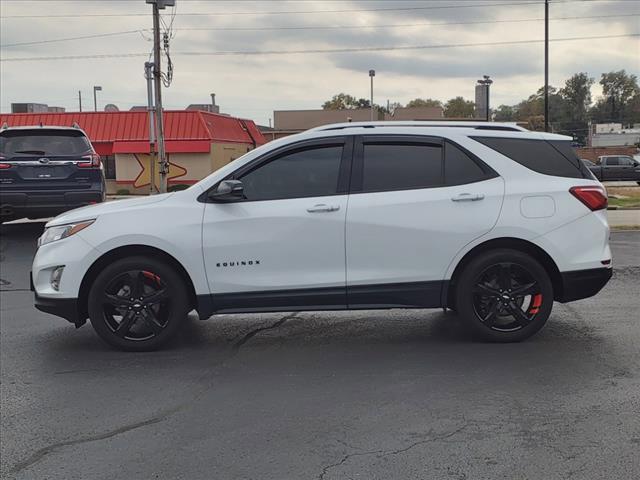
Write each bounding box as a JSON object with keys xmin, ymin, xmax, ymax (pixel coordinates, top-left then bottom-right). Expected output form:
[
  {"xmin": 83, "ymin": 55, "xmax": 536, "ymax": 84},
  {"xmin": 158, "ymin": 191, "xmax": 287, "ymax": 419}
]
[
  {"xmin": 307, "ymin": 204, "xmax": 340, "ymax": 213},
  {"xmin": 451, "ymin": 193, "xmax": 485, "ymax": 202}
]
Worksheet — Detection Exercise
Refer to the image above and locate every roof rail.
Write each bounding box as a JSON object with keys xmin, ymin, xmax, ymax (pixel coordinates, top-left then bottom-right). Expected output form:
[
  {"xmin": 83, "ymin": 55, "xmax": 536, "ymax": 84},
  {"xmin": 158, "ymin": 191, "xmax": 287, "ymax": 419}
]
[{"xmin": 310, "ymin": 121, "xmax": 527, "ymax": 132}]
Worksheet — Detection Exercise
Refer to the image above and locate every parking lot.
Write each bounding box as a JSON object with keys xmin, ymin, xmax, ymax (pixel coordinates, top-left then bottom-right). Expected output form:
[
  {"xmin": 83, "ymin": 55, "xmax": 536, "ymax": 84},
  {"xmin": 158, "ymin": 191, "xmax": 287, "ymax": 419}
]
[{"xmin": 1, "ymin": 222, "xmax": 639, "ymax": 479}]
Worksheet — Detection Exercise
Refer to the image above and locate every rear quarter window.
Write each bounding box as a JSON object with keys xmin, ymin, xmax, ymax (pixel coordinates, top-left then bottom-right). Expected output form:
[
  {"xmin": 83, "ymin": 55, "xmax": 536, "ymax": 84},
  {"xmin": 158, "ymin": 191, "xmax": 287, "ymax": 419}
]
[{"xmin": 471, "ymin": 137, "xmax": 588, "ymax": 179}]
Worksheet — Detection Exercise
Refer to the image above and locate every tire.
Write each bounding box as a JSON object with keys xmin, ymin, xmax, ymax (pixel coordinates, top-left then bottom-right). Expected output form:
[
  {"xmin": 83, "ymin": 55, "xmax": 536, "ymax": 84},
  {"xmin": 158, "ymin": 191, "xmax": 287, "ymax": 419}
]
[
  {"xmin": 455, "ymin": 249, "xmax": 553, "ymax": 342},
  {"xmin": 88, "ymin": 256, "xmax": 189, "ymax": 351}
]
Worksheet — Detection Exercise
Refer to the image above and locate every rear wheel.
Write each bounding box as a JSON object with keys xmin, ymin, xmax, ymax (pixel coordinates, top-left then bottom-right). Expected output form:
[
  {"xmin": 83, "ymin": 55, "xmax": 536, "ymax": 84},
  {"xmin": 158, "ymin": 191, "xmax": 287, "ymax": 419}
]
[
  {"xmin": 88, "ymin": 256, "xmax": 189, "ymax": 351},
  {"xmin": 455, "ymin": 249, "xmax": 553, "ymax": 342}
]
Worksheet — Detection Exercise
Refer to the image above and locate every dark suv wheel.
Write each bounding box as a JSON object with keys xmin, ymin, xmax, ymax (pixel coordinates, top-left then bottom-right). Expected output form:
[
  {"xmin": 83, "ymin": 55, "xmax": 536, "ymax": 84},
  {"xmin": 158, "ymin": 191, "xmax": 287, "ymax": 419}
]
[
  {"xmin": 455, "ymin": 249, "xmax": 553, "ymax": 342},
  {"xmin": 87, "ymin": 256, "xmax": 189, "ymax": 351}
]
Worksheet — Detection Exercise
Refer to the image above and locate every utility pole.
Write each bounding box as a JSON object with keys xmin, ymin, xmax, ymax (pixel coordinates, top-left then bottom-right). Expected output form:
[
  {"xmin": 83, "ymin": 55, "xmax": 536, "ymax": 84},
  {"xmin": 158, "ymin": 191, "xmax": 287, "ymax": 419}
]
[
  {"xmin": 145, "ymin": 61, "xmax": 157, "ymax": 195},
  {"xmin": 369, "ymin": 69, "xmax": 375, "ymax": 121},
  {"xmin": 93, "ymin": 85, "xmax": 102, "ymax": 112},
  {"xmin": 544, "ymin": 0, "xmax": 549, "ymax": 132},
  {"xmin": 147, "ymin": 0, "xmax": 173, "ymax": 193},
  {"xmin": 78, "ymin": 90, "xmax": 82, "ymax": 112}
]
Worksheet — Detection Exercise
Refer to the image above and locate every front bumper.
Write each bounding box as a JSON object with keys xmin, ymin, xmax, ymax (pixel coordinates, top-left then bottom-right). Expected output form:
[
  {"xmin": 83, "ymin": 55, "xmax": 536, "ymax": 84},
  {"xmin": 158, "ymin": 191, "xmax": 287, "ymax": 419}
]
[
  {"xmin": 34, "ymin": 292, "xmax": 82, "ymax": 325},
  {"xmin": 557, "ymin": 267, "xmax": 613, "ymax": 303}
]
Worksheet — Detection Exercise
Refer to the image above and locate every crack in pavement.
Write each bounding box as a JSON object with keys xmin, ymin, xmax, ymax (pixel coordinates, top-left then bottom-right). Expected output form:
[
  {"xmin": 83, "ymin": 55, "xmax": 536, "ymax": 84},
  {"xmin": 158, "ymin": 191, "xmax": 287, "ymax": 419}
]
[
  {"xmin": 10, "ymin": 312, "xmax": 297, "ymax": 477},
  {"xmin": 318, "ymin": 423, "xmax": 468, "ymax": 480}
]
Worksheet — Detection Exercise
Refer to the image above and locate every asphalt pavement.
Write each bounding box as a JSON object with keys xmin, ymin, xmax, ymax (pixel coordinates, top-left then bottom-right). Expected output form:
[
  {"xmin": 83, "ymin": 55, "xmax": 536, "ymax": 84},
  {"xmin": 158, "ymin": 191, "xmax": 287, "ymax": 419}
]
[{"xmin": 1, "ymin": 222, "xmax": 639, "ymax": 480}]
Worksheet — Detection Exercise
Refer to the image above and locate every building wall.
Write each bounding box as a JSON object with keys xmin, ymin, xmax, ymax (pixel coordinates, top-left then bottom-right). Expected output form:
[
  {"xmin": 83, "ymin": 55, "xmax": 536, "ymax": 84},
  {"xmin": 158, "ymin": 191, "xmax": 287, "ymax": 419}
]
[
  {"xmin": 274, "ymin": 108, "xmax": 384, "ymax": 130},
  {"xmin": 575, "ymin": 146, "xmax": 639, "ymax": 162},
  {"xmin": 385, "ymin": 106, "xmax": 444, "ymax": 120},
  {"xmin": 109, "ymin": 142, "xmax": 252, "ymax": 194},
  {"xmin": 590, "ymin": 132, "xmax": 640, "ymax": 147}
]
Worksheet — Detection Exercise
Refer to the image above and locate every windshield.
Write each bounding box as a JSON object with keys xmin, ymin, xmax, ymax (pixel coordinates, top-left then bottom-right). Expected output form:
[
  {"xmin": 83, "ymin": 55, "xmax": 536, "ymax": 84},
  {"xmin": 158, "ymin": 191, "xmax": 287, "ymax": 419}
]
[{"xmin": 0, "ymin": 130, "xmax": 93, "ymax": 157}]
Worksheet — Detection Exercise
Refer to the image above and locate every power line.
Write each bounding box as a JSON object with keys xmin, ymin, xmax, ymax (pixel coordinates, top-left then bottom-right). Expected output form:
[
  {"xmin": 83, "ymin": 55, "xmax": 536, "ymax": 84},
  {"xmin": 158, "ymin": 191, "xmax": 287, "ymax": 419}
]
[
  {"xmin": 2, "ymin": 13, "xmax": 637, "ymax": 48},
  {"xmin": 177, "ymin": 13, "xmax": 640, "ymax": 32},
  {"xmin": 2, "ymin": 33, "xmax": 637, "ymax": 62},
  {"xmin": 0, "ymin": 0, "xmax": 605, "ymax": 19},
  {"xmin": 1, "ymin": 29, "xmax": 149, "ymax": 48}
]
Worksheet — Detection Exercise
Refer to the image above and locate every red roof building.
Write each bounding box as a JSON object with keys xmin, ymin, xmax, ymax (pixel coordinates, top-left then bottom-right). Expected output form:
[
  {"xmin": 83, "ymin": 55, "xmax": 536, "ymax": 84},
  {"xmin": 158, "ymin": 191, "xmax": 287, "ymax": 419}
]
[{"xmin": 0, "ymin": 110, "xmax": 266, "ymax": 194}]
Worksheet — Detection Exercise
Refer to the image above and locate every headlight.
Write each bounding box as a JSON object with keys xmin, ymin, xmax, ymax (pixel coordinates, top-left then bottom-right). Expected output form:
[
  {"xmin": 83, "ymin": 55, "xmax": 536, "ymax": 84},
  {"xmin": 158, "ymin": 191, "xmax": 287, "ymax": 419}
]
[{"xmin": 38, "ymin": 220, "xmax": 95, "ymax": 247}]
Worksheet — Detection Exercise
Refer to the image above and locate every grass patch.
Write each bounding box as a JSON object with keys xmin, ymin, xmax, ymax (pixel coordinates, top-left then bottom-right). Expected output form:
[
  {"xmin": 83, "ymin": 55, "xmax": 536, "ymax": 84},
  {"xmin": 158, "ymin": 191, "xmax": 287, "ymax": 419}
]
[{"xmin": 608, "ymin": 197, "xmax": 640, "ymax": 208}]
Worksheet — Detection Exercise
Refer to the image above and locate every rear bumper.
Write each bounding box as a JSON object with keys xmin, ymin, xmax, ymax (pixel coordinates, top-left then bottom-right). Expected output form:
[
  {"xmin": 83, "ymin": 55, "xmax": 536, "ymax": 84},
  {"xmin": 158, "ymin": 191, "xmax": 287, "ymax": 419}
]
[
  {"xmin": 557, "ymin": 267, "xmax": 612, "ymax": 303},
  {"xmin": 1, "ymin": 189, "xmax": 104, "ymax": 218}
]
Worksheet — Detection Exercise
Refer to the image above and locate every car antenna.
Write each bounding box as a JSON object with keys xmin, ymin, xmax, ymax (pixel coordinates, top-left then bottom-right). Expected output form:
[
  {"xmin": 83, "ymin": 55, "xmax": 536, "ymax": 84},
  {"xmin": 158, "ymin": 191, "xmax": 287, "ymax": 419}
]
[
  {"xmin": 39, "ymin": 122, "xmax": 43, "ymax": 127},
  {"xmin": 72, "ymin": 122, "xmax": 80, "ymax": 129},
  {"xmin": 1, "ymin": 122, "xmax": 8, "ymax": 130}
]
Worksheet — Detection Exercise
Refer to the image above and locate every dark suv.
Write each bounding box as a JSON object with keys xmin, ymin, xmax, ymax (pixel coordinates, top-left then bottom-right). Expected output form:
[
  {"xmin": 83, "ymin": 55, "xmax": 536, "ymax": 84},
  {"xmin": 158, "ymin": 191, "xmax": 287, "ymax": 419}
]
[{"xmin": 0, "ymin": 125, "xmax": 105, "ymax": 223}]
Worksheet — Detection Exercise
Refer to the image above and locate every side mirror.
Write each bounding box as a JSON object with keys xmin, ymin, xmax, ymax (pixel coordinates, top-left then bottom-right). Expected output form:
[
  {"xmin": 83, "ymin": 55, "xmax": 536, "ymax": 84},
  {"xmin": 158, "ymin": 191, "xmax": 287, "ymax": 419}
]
[{"xmin": 209, "ymin": 180, "xmax": 245, "ymax": 202}]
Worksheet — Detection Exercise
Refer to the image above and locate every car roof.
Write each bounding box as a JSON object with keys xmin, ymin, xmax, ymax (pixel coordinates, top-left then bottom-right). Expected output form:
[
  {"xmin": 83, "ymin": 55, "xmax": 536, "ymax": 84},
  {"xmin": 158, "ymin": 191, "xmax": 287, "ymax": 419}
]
[{"xmin": 0, "ymin": 124, "xmax": 89, "ymax": 135}]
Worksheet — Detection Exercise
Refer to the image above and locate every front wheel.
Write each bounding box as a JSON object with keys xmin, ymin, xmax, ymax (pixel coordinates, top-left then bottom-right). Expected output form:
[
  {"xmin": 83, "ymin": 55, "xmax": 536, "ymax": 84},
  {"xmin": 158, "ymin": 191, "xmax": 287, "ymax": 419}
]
[
  {"xmin": 455, "ymin": 249, "xmax": 553, "ymax": 342},
  {"xmin": 88, "ymin": 256, "xmax": 189, "ymax": 351}
]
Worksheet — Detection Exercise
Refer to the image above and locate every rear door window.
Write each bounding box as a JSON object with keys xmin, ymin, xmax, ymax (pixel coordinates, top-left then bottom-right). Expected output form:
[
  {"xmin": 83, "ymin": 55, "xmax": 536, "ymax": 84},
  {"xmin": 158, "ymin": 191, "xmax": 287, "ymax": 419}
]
[
  {"xmin": 472, "ymin": 137, "xmax": 587, "ymax": 179},
  {"xmin": 360, "ymin": 142, "xmax": 443, "ymax": 192},
  {"xmin": 0, "ymin": 130, "xmax": 92, "ymax": 158}
]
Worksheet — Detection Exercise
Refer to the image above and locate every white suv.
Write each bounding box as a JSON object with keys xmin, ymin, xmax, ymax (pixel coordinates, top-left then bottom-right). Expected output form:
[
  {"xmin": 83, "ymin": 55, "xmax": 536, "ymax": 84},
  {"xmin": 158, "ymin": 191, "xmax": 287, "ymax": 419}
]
[{"xmin": 31, "ymin": 122, "xmax": 612, "ymax": 350}]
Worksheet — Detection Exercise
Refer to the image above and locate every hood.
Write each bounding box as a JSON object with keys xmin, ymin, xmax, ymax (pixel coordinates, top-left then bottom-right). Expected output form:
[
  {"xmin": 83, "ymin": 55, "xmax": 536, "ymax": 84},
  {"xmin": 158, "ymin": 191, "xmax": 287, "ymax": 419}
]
[{"xmin": 47, "ymin": 193, "xmax": 174, "ymax": 227}]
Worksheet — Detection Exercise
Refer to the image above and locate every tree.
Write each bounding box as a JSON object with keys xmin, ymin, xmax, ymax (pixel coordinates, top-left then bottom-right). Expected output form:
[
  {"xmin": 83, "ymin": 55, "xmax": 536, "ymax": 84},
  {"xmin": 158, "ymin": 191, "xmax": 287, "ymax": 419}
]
[
  {"xmin": 322, "ymin": 93, "xmax": 387, "ymax": 111},
  {"xmin": 444, "ymin": 96, "xmax": 474, "ymax": 118},
  {"xmin": 406, "ymin": 98, "xmax": 442, "ymax": 108},
  {"xmin": 560, "ymin": 72, "xmax": 594, "ymax": 123},
  {"xmin": 493, "ymin": 105, "xmax": 516, "ymax": 121},
  {"xmin": 593, "ymin": 70, "xmax": 640, "ymax": 124},
  {"xmin": 322, "ymin": 93, "xmax": 359, "ymax": 110}
]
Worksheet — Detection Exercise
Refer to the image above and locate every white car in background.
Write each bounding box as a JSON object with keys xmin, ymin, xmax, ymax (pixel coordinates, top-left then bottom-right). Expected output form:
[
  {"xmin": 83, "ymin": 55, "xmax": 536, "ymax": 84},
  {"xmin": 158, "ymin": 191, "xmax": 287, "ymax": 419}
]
[{"xmin": 31, "ymin": 121, "xmax": 612, "ymax": 350}]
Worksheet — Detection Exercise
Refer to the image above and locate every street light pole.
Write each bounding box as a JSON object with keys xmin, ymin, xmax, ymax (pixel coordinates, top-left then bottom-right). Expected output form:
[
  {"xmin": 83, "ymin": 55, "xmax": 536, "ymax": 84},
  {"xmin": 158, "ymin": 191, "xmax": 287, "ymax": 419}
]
[
  {"xmin": 145, "ymin": 62, "xmax": 157, "ymax": 195},
  {"xmin": 93, "ymin": 86, "xmax": 102, "ymax": 112},
  {"xmin": 369, "ymin": 69, "xmax": 375, "ymax": 121}
]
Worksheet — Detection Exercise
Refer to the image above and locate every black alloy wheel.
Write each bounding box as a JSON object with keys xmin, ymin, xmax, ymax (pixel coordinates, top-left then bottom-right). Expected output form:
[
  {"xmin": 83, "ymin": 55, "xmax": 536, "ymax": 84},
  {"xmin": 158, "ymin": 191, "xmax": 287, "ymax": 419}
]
[
  {"xmin": 455, "ymin": 249, "xmax": 553, "ymax": 342},
  {"xmin": 88, "ymin": 256, "xmax": 189, "ymax": 351},
  {"xmin": 472, "ymin": 262, "xmax": 544, "ymax": 333},
  {"xmin": 102, "ymin": 270, "xmax": 170, "ymax": 341}
]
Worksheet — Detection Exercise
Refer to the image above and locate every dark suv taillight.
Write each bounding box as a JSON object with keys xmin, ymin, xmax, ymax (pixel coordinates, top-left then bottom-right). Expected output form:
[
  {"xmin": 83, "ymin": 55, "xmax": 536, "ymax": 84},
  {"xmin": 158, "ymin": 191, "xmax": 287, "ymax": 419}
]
[
  {"xmin": 78, "ymin": 153, "xmax": 101, "ymax": 168},
  {"xmin": 569, "ymin": 185, "xmax": 608, "ymax": 211}
]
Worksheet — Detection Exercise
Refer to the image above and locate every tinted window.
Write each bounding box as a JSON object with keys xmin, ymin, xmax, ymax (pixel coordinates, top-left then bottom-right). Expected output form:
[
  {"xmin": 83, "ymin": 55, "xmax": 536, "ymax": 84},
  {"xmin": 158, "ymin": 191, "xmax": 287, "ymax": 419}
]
[
  {"xmin": 472, "ymin": 137, "xmax": 587, "ymax": 179},
  {"xmin": 362, "ymin": 143, "xmax": 442, "ymax": 192},
  {"xmin": 104, "ymin": 155, "xmax": 116, "ymax": 180},
  {"xmin": 606, "ymin": 157, "xmax": 620, "ymax": 166},
  {"xmin": 444, "ymin": 142, "xmax": 488, "ymax": 185},
  {"xmin": 0, "ymin": 129, "xmax": 92, "ymax": 158},
  {"xmin": 240, "ymin": 146, "xmax": 342, "ymax": 201},
  {"xmin": 619, "ymin": 157, "xmax": 635, "ymax": 166}
]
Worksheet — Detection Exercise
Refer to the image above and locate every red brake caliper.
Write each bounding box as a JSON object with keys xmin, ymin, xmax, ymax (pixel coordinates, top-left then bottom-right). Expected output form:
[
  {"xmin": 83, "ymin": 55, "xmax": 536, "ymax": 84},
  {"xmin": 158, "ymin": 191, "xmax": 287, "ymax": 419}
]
[
  {"xmin": 528, "ymin": 294, "xmax": 543, "ymax": 315},
  {"xmin": 142, "ymin": 271, "xmax": 162, "ymax": 287}
]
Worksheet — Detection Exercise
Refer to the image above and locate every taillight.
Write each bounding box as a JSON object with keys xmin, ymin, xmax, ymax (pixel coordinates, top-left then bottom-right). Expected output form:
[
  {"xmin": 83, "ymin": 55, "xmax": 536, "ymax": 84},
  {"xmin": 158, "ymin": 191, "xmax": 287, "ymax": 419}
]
[
  {"xmin": 78, "ymin": 153, "xmax": 101, "ymax": 168},
  {"xmin": 569, "ymin": 185, "xmax": 608, "ymax": 211},
  {"xmin": 0, "ymin": 162, "xmax": 11, "ymax": 169}
]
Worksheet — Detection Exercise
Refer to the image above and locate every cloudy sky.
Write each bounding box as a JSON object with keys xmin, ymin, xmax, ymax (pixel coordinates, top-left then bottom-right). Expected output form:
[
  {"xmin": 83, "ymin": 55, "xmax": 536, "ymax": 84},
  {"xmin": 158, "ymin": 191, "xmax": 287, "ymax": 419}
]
[{"xmin": 1, "ymin": 0, "xmax": 638, "ymax": 125}]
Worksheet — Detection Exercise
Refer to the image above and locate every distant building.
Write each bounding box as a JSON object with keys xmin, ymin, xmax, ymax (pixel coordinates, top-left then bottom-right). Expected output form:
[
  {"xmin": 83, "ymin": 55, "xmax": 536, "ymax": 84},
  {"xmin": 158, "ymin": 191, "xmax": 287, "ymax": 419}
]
[
  {"xmin": 386, "ymin": 106, "xmax": 444, "ymax": 121},
  {"xmin": 11, "ymin": 103, "xmax": 65, "ymax": 113},
  {"xmin": 589, "ymin": 123, "xmax": 640, "ymax": 147},
  {"xmin": 187, "ymin": 93, "xmax": 221, "ymax": 114},
  {"xmin": 0, "ymin": 110, "xmax": 265, "ymax": 194},
  {"xmin": 266, "ymin": 106, "xmax": 446, "ymax": 140}
]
